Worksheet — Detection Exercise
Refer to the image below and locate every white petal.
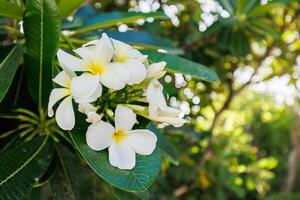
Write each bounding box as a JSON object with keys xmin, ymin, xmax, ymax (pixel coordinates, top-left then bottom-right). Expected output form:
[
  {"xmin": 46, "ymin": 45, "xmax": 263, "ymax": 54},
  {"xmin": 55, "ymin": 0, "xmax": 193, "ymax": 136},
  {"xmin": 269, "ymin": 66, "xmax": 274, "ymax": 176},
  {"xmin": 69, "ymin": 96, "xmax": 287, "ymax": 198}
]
[
  {"xmin": 74, "ymin": 83, "xmax": 102, "ymax": 103},
  {"xmin": 84, "ymin": 84, "xmax": 102, "ymax": 103},
  {"xmin": 148, "ymin": 103, "xmax": 159, "ymax": 119},
  {"xmin": 155, "ymin": 116, "xmax": 186, "ymax": 127},
  {"xmin": 70, "ymin": 73, "xmax": 101, "ymax": 101},
  {"xmin": 53, "ymin": 71, "xmax": 71, "ymax": 88},
  {"xmin": 108, "ymin": 142, "xmax": 136, "ymax": 170},
  {"xmin": 55, "ymin": 96, "xmax": 75, "ymax": 130},
  {"xmin": 47, "ymin": 88, "xmax": 70, "ymax": 117},
  {"xmin": 57, "ymin": 49, "xmax": 86, "ymax": 71},
  {"xmin": 121, "ymin": 59, "xmax": 146, "ymax": 85},
  {"xmin": 86, "ymin": 121, "xmax": 115, "ymax": 151},
  {"xmin": 112, "ymin": 39, "xmax": 132, "ymax": 53},
  {"xmin": 93, "ymin": 33, "xmax": 114, "ymax": 65},
  {"xmin": 146, "ymin": 61, "xmax": 166, "ymax": 79},
  {"xmin": 115, "ymin": 105, "xmax": 137, "ymax": 131},
  {"xmin": 160, "ymin": 105, "xmax": 181, "ymax": 115},
  {"xmin": 145, "ymin": 80, "xmax": 165, "ymax": 106},
  {"xmin": 112, "ymin": 39, "xmax": 143, "ymax": 59},
  {"xmin": 100, "ymin": 63, "xmax": 129, "ymax": 90},
  {"xmin": 74, "ymin": 46, "xmax": 94, "ymax": 61},
  {"xmin": 127, "ymin": 130, "xmax": 157, "ymax": 155}
]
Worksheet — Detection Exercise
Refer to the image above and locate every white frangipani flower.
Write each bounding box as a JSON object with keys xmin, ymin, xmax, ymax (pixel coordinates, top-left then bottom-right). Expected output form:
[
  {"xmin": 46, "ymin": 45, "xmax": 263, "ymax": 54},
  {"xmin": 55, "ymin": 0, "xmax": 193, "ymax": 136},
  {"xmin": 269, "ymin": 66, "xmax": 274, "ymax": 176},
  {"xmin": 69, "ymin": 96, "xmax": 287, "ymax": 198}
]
[
  {"xmin": 86, "ymin": 105, "xmax": 157, "ymax": 170},
  {"xmin": 146, "ymin": 80, "xmax": 186, "ymax": 127},
  {"xmin": 112, "ymin": 39, "xmax": 147, "ymax": 85},
  {"xmin": 57, "ymin": 33, "xmax": 129, "ymax": 91},
  {"xmin": 48, "ymin": 71, "xmax": 75, "ymax": 130},
  {"xmin": 83, "ymin": 37, "xmax": 147, "ymax": 85}
]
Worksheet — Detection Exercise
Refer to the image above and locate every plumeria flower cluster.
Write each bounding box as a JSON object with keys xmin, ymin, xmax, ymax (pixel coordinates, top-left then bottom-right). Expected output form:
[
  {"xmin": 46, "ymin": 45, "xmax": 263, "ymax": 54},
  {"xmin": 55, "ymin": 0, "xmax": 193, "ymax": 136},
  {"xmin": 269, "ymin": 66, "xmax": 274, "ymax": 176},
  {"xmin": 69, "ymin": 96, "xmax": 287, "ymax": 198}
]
[{"xmin": 48, "ymin": 33, "xmax": 186, "ymax": 170}]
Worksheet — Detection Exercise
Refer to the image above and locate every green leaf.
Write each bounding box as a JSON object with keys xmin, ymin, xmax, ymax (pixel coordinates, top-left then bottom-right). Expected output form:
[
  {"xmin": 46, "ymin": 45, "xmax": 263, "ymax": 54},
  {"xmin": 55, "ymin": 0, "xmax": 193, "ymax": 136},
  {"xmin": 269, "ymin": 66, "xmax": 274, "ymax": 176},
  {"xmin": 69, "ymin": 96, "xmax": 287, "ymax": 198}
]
[
  {"xmin": 23, "ymin": 0, "xmax": 60, "ymax": 109},
  {"xmin": 242, "ymin": 0, "xmax": 260, "ymax": 14},
  {"xmin": 149, "ymin": 124, "xmax": 179, "ymax": 165},
  {"xmin": 0, "ymin": 136, "xmax": 54, "ymax": 199},
  {"xmin": 0, "ymin": 45, "xmax": 23, "ymax": 103},
  {"xmin": 112, "ymin": 187, "xmax": 149, "ymax": 200},
  {"xmin": 229, "ymin": 30, "xmax": 250, "ymax": 57},
  {"xmin": 71, "ymin": 11, "xmax": 167, "ymax": 36},
  {"xmin": 50, "ymin": 144, "xmax": 95, "ymax": 200},
  {"xmin": 70, "ymin": 113, "xmax": 161, "ymax": 192},
  {"xmin": 0, "ymin": 0, "xmax": 23, "ymax": 19},
  {"xmin": 56, "ymin": 0, "xmax": 84, "ymax": 19},
  {"xmin": 141, "ymin": 50, "xmax": 219, "ymax": 82}
]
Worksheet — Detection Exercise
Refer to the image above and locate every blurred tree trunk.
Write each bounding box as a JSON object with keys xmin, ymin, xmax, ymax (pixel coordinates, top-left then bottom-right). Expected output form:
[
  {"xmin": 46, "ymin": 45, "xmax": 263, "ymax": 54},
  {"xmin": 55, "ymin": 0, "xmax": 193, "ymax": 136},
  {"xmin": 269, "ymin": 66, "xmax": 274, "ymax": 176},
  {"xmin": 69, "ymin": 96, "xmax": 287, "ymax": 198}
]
[{"xmin": 283, "ymin": 108, "xmax": 300, "ymax": 192}]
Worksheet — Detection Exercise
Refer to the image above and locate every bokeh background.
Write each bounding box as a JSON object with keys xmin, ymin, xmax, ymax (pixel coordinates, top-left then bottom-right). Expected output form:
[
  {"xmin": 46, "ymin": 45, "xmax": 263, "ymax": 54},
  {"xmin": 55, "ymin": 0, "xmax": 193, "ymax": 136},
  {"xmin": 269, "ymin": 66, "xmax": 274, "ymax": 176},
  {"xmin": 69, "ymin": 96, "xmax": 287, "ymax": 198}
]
[{"xmin": 3, "ymin": 0, "xmax": 299, "ymax": 199}]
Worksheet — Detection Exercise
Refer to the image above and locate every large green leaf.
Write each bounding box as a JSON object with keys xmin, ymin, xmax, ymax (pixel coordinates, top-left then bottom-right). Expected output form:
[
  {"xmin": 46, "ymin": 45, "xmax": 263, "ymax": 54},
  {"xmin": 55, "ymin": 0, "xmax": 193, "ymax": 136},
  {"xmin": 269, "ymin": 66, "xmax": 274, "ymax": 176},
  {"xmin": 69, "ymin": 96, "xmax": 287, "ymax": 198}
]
[
  {"xmin": 71, "ymin": 11, "xmax": 167, "ymax": 36},
  {"xmin": 56, "ymin": 0, "xmax": 84, "ymax": 19},
  {"xmin": 50, "ymin": 144, "xmax": 95, "ymax": 200},
  {"xmin": 142, "ymin": 50, "xmax": 219, "ymax": 82},
  {"xmin": 112, "ymin": 187, "xmax": 149, "ymax": 200},
  {"xmin": 70, "ymin": 113, "xmax": 161, "ymax": 192},
  {"xmin": 0, "ymin": 45, "xmax": 23, "ymax": 103},
  {"xmin": 149, "ymin": 124, "xmax": 179, "ymax": 165},
  {"xmin": 0, "ymin": 0, "xmax": 23, "ymax": 19},
  {"xmin": 0, "ymin": 136, "xmax": 54, "ymax": 199},
  {"xmin": 23, "ymin": 0, "xmax": 60, "ymax": 109}
]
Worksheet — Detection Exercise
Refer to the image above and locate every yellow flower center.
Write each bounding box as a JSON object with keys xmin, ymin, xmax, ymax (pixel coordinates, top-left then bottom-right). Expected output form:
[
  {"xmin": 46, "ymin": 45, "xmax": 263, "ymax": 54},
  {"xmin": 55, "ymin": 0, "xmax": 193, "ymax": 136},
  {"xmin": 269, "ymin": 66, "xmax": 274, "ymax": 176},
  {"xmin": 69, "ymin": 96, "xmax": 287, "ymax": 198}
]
[
  {"xmin": 112, "ymin": 129, "xmax": 127, "ymax": 143},
  {"xmin": 114, "ymin": 49, "xmax": 128, "ymax": 63},
  {"xmin": 88, "ymin": 63, "xmax": 105, "ymax": 75}
]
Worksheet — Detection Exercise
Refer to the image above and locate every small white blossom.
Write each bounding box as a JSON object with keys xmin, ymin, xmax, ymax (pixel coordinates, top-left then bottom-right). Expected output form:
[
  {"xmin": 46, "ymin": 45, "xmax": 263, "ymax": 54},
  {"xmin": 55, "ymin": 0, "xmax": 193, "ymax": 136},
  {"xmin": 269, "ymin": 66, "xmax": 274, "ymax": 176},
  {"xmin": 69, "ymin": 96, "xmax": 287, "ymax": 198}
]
[{"xmin": 78, "ymin": 103, "xmax": 102, "ymax": 123}]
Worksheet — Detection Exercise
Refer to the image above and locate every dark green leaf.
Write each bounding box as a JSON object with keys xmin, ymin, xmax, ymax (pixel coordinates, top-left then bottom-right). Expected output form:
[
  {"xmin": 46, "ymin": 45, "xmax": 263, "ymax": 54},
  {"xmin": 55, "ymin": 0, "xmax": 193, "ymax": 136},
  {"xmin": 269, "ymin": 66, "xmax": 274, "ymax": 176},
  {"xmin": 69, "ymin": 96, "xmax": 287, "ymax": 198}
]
[
  {"xmin": 0, "ymin": 0, "xmax": 23, "ymax": 19},
  {"xmin": 0, "ymin": 136, "xmax": 54, "ymax": 199},
  {"xmin": 71, "ymin": 11, "xmax": 167, "ymax": 36},
  {"xmin": 141, "ymin": 50, "xmax": 219, "ymax": 82},
  {"xmin": 56, "ymin": 0, "xmax": 84, "ymax": 19},
  {"xmin": 229, "ymin": 30, "xmax": 250, "ymax": 57},
  {"xmin": 112, "ymin": 187, "xmax": 149, "ymax": 200},
  {"xmin": 23, "ymin": 0, "xmax": 60, "ymax": 109},
  {"xmin": 70, "ymin": 113, "xmax": 161, "ymax": 192},
  {"xmin": 149, "ymin": 124, "xmax": 179, "ymax": 165},
  {"xmin": 242, "ymin": 0, "xmax": 260, "ymax": 14},
  {"xmin": 0, "ymin": 45, "xmax": 22, "ymax": 103},
  {"xmin": 50, "ymin": 144, "xmax": 95, "ymax": 200}
]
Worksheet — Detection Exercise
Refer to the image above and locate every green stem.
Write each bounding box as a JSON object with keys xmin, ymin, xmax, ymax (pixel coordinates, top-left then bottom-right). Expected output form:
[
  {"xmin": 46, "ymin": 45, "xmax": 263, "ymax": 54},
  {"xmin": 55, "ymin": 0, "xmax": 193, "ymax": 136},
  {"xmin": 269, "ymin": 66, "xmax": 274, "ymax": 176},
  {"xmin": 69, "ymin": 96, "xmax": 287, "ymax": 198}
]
[
  {"xmin": 18, "ymin": 115, "xmax": 38, "ymax": 125},
  {"xmin": 61, "ymin": 34, "xmax": 75, "ymax": 49},
  {"xmin": 15, "ymin": 108, "xmax": 38, "ymax": 120},
  {"xmin": 0, "ymin": 128, "xmax": 19, "ymax": 139},
  {"xmin": 19, "ymin": 127, "xmax": 35, "ymax": 137}
]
